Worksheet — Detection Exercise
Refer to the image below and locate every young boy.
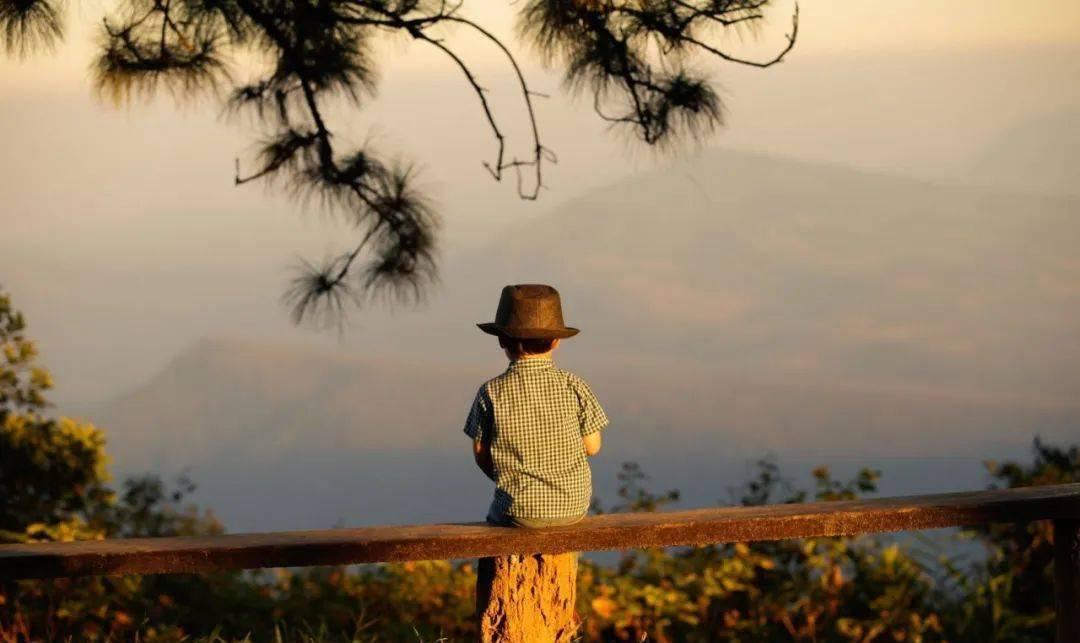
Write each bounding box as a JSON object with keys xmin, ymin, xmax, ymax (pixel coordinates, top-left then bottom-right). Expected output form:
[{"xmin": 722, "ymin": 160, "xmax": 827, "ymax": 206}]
[{"xmin": 464, "ymin": 284, "xmax": 609, "ymax": 528}]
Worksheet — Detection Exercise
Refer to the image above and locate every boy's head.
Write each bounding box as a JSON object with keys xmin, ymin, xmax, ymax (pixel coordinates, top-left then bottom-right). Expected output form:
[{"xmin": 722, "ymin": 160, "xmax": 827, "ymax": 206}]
[
  {"xmin": 477, "ymin": 285, "xmax": 578, "ymax": 359},
  {"xmin": 498, "ymin": 336, "xmax": 560, "ymax": 360}
]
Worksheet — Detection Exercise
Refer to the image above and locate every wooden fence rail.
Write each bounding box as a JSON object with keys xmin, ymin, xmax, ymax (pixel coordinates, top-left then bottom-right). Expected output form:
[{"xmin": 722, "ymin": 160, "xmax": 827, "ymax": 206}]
[{"xmin": 2, "ymin": 483, "xmax": 1080, "ymax": 641}]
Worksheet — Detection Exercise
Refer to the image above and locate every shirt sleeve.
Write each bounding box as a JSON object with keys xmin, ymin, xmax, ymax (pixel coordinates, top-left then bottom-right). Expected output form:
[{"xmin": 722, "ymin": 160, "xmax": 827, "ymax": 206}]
[
  {"xmin": 463, "ymin": 386, "xmax": 493, "ymax": 442},
  {"xmin": 569, "ymin": 375, "xmax": 609, "ymax": 437}
]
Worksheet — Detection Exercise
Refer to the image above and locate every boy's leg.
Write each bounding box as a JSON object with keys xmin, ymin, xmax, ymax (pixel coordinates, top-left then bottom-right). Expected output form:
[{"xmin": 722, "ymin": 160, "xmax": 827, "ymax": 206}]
[
  {"xmin": 506, "ymin": 513, "xmax": 585, "ymax": 529},
  {"xmin": 486, "ymin": 507, "xmax": 513, "ymax": 527}
]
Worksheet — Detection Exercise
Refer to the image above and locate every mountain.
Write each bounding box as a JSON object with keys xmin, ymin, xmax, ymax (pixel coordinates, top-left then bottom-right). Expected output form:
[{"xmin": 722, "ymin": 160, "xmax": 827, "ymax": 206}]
[
  {"xmin": 953, "ymin": 107, "xmax": 1080, "ymax": 198},
  {"xmin": 90, "ymin": 148, "xmax": 1080, "ymax": 530},
  {"xmin": 99, "ymin": 337, "xmax": 490, "ymax": 463},
  {"xmin": 101, "ymin": 333, "xmax": 1080, "ymax": 467},
  {"xmin": 94, "ymin": 336, "xmax": 1079, "ymax": 531},
  {"xmin": 435, "ymin": 148, "xmax": 1080, "ymax": 404}
]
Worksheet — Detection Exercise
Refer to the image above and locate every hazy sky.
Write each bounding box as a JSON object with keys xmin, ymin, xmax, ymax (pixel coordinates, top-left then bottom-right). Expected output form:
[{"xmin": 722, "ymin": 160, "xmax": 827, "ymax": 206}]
[
  {"xmin": 2, "ymin": 0, "xmax": 1079, "ymax": 407},
  {"xmin": 4, "ymin": 0, "xmax": 1080, "ymax": 90}
]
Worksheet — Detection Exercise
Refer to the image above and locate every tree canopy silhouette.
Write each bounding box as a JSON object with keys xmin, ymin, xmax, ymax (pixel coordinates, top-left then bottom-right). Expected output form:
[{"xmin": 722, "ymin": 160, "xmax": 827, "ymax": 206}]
[{"xmin": 1, "ymin": 0, "xmax": 797, "ymax": 323}]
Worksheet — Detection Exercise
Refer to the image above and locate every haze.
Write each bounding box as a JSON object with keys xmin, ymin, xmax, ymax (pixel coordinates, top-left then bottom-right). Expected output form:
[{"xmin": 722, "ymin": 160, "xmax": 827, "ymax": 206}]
[{"xmin": 2, "ymin": 0, "xmax": 1078, "ymax": 529}]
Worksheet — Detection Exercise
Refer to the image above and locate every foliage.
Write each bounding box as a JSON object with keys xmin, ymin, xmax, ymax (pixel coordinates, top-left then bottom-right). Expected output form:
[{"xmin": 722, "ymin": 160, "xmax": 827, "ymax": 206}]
[
  {"xmin": 935, "ymin": 439, "xmax": 1080, "ymax": 642},
  {"xmin": 1, "ymin": 0, "xmax": 797, "ymax": 323},
  {"xmin": 5, "ymin": 448, "xmax": 1072, "ymax": 642},
  {"xmin": 0, "ymin": 289, "xmax": 1075, "ymax": 641},
  {"xmin": 0, "ymin": 291, "xmax": 113, "ymax": 544},
  {"xmin": 577, "ymin": 461, "xmax": 941, "ymax": 642},
  {"xmin": 591, "ymin": 460, "xmax": 680, "ymax": 514}
]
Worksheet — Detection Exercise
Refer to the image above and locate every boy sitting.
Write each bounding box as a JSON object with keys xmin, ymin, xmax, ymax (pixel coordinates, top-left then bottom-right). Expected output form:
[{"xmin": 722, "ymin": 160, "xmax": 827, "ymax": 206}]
[{"xmin": 464, "ymin": 284, "xmax": 609, "ymax": 528}]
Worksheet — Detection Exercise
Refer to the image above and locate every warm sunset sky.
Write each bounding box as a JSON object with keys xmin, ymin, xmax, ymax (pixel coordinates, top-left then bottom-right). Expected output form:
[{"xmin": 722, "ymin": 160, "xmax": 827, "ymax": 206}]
[
  {"xmin": 4, "ymin": 0, "xmax": 1080, "ymax": 90},
  {"xmin": 2, "ymin": 0, "xmax": 1079, "ymax": 407},
  {"xmin": 3, "ymin": 0, "xmax": 1080, "ymax": 527}
]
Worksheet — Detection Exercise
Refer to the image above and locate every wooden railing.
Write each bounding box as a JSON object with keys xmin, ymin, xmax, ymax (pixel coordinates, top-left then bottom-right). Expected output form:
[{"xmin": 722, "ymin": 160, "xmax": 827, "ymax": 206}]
[{"xmin": 2, "ymin": 483, "xmax": 1079, "ymax": 641}]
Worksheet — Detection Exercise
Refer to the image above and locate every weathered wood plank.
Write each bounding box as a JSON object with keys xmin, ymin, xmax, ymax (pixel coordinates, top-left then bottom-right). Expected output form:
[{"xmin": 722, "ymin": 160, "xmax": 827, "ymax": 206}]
[{"xmin": 2, "ymin": 483, "xmax": 1078, "ymax": 580}]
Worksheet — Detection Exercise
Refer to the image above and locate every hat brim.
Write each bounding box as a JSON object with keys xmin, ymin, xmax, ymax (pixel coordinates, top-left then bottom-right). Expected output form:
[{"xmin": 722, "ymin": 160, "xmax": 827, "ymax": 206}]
[{"xmin": 477, "ymin": 323, "xmax": 579, "ymax": 339}]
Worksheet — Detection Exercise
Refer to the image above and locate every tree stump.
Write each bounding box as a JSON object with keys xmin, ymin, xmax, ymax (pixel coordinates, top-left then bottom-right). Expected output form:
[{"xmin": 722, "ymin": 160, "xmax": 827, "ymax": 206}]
[{"xmin": 476, "ymin": 552, "xmax": 579, "ymax": 643}]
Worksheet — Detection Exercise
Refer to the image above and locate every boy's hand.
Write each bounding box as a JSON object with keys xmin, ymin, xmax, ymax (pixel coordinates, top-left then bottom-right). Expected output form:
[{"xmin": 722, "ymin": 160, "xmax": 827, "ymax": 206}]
[
  {"xmin": 473, "ymin": 440, "xmax": 496, "ymax": 480},
  {"xmin": 583, "ymin": 432, "xmax": 602, "ymax": 457}
]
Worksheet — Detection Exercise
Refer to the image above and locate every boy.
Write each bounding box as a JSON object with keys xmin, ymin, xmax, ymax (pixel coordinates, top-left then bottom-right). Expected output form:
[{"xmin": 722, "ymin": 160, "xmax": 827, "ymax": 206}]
[{"xmin": 463, "ymin": 284, "xmax": 609, "ymax": 528}]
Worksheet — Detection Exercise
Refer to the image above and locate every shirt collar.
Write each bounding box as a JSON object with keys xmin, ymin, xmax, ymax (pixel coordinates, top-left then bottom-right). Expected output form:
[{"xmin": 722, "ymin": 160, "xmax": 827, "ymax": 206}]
[{"xmin": 508, "ymin": 356, "xmax": 554, "ymax": 371}]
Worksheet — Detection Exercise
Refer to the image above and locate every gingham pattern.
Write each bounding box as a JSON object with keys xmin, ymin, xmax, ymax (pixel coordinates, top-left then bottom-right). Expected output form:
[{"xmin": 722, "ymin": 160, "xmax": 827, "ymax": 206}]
[{"xmin": 464, "ymin": 357, "xmax": 609, "ymax": 522}]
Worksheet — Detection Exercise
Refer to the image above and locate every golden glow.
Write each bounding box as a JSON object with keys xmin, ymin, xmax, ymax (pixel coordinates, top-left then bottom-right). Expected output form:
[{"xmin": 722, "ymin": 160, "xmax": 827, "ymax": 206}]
[
  {"xmin": 2, "ymin": 0, "xmax": 1079, "ymax": 94},
  {"xmin": 804, "ymin": 0, "xmax": 1080, "ymax": 51}
]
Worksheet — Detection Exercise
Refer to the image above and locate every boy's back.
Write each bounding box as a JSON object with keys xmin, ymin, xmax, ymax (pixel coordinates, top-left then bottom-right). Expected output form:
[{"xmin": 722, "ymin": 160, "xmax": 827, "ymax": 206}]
[{"xmin": 465, "ymin": 357, "xmax": 607, "ymax": 523}]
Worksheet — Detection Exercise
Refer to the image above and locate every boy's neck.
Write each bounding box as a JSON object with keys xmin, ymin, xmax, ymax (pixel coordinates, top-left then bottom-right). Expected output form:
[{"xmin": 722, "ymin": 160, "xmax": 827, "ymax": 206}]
[{"xmin": 510, "ymin": 352, "xmax": 554, "ymax": 363}]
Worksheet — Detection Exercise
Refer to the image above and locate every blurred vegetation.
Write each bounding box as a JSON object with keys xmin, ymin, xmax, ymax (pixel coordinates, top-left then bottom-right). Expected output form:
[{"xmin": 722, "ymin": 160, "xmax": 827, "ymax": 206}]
[{"xmin": 2, "ymin": 289, "xmax": 1077, "ymax": 642}]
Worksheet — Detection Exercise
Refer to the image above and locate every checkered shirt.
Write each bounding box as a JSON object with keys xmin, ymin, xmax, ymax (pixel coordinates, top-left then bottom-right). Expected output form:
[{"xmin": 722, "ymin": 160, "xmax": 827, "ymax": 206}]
[{"xmin": 463, "ymin": 357, "xmax": 609, "ymax": 522}]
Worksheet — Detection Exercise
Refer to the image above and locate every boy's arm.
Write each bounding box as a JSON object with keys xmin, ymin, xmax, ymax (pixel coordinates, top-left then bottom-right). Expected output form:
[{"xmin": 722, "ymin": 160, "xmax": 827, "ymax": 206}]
[
  {"xmin": 464, "ymin": 386, "xmax": 496, "ymax": 480},
  {"xmin": 473, "ymin": 440, "xmax": 496, "ymax": 480},
  {"xmin": 570, "ymin": 374, "xmax": 609, "ymax": 456}
]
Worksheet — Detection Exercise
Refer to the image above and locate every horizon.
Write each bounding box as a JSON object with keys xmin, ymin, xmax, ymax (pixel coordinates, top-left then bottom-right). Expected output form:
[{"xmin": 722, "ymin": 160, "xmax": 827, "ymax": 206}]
[
  {"xmin": 2, "ymin": 0, "xmax": 1079, "ymax": 533},
  {"xmin": 4, "ymin": 2, "xmax": 1080, "ymax": 640}
]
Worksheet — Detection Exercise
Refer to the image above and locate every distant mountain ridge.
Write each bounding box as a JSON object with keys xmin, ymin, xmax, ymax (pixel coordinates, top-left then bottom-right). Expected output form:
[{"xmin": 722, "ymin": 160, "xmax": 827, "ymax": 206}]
[
  {"xmin": 90, "ymin": 147, "xmax": 1080, "ymax": 530},
  {"xmin": 436, "ymin": 147, "xmax": 1080, "ymax": 404},
  {"xmin": 98, "ymin": 335, "xmax": 1079, "ymax": 473},
  {"xmin": 953, "ymin": 107, "xmax": 1080, "ymax": 198},
  {"xmin": 98, "ymin": 147, "xmax": 1080, "ymax": 470},
  {"xmin": 97, "ymin": 337, "xmax": 488, "ymax": 470}
]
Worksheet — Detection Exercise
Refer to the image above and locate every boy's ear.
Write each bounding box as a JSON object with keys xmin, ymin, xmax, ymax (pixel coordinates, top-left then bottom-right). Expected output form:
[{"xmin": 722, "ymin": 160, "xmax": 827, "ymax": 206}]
[{"xmin": 552, "ymin": 338, "xmax": 561, "ymax": 350}]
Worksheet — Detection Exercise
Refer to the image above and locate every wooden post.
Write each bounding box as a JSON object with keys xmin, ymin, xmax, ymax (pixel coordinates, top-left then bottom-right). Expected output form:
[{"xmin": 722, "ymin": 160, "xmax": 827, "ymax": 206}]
[
  {"xmin": 1055, "ymin": 519, "xmax": 1080, "ymax": 643},
  {"xmin": 476, "ymin": 553, "xmax": 579, "ymax": 643}
]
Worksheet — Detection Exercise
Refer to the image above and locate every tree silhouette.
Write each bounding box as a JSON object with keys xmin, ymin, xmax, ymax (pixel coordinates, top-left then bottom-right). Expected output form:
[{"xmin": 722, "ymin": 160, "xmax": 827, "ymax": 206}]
[{"xmin": 1, "ymin": 0, "xmax": 796, "ymax": 323}]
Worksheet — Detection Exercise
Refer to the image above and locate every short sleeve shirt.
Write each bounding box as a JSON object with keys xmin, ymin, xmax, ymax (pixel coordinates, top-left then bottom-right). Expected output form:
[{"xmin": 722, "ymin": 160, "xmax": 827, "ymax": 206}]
[{"xmin": 463, "ymin": 357, "xmax": 609, "ymax": 521}]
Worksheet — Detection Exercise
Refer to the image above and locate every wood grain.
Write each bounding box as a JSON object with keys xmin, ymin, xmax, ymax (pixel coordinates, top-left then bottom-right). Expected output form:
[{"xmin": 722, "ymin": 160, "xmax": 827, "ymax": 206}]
[
  {"xmin": 477, "ymin": 553, "xmax": 578, "ymax": 643},
  {"xmin": 2, "ymin": 483, "xmax": 1079, "ymax": 580}
]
